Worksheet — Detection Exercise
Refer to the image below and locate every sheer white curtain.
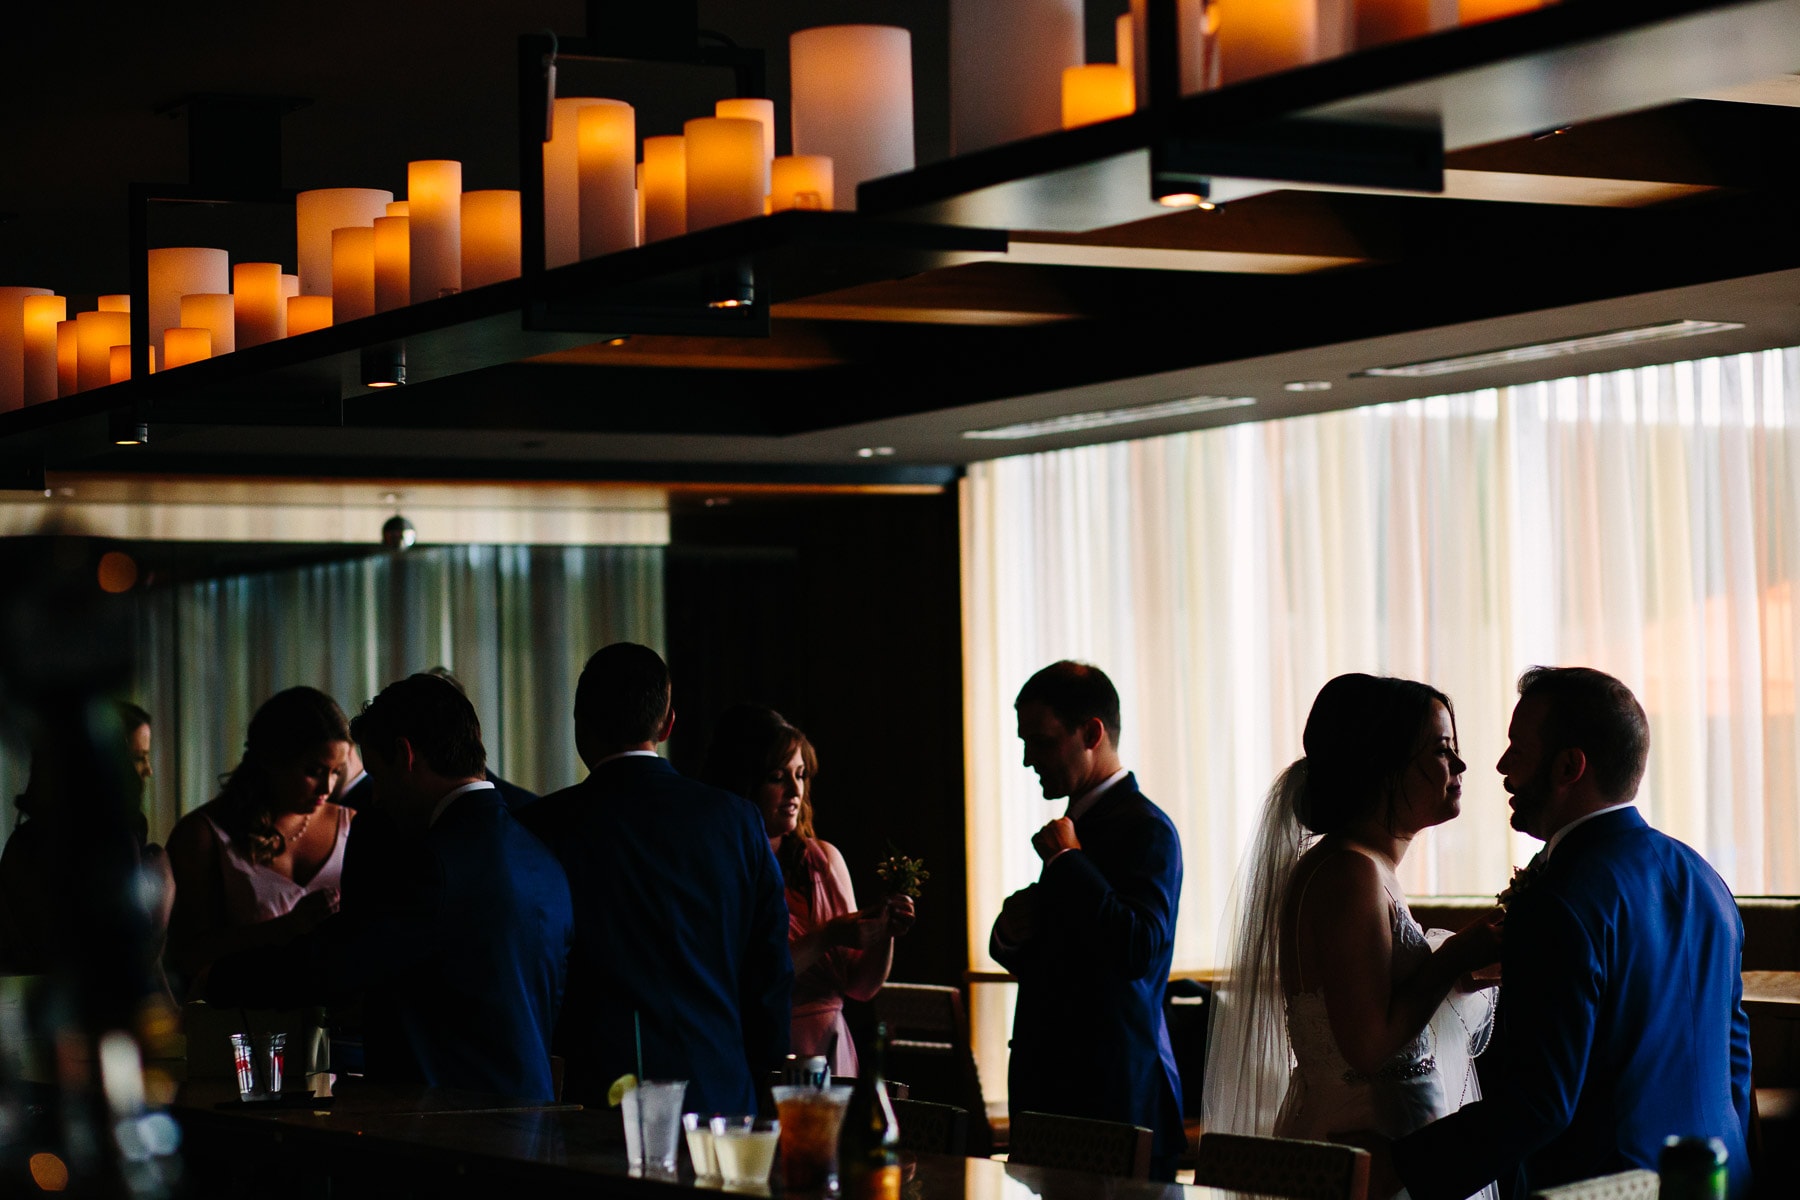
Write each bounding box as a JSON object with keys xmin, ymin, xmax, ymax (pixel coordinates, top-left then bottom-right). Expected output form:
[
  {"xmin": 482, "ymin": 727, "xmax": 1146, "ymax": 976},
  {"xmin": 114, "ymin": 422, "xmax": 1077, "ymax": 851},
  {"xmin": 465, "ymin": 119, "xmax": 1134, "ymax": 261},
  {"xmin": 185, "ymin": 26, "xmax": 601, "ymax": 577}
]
[{"xmin": 962, "ymin": 348, "xmax": 1800, "ymax": 1096}]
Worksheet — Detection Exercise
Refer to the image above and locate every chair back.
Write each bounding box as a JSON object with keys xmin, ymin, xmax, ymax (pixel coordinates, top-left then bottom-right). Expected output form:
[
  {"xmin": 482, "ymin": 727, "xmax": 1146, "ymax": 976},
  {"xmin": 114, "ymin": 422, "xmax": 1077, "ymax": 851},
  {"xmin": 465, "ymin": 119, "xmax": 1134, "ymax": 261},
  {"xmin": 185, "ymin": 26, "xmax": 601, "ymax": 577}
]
[
  {"xmin": 1528, "ymin": 1169, "xmax": 1660, "ymax": 1200},
  {"xmin": 1193, "ymin": 1132, "xmax": 1369, "ymax": 1200},
  {"xmin": 1007, "ymin": 1111, "xmax": 1152, "ymax": 1179},
  {"xmin": 892, "ymin": 1097, "xmax": 968, "ymax": 1156},
  {"xmin": 873, "ymin": 983, "xmax": 993, "ymax": 1154}
]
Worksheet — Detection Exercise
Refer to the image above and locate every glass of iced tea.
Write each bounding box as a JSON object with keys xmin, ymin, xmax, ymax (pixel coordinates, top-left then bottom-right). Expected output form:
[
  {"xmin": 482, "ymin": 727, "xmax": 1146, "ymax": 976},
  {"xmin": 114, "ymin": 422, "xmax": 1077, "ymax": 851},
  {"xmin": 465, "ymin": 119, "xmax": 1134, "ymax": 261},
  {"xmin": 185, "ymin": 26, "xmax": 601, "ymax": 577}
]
[{"xmin": 771, "ymin": 1084, "xmax": 853, "ymax": 1193}]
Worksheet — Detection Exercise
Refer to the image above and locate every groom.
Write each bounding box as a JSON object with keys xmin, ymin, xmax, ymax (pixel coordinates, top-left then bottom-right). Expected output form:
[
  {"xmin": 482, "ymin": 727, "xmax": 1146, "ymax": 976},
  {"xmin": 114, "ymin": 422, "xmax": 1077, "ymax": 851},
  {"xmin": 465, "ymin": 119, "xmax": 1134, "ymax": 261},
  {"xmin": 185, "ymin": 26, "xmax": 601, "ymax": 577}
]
[{"xmin": 1392, "ymin": 667, "xmax": 1752, "ymax": 1200}]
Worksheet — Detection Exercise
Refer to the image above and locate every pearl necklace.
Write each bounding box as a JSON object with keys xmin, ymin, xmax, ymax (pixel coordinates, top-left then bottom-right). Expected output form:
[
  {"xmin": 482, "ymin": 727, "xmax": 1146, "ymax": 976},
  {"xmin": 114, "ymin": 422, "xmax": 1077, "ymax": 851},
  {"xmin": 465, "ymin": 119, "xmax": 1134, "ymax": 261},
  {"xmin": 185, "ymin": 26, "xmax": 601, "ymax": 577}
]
[{"xmin": 283, "ymin": 811, "xmax": 315, "ymax": 851}]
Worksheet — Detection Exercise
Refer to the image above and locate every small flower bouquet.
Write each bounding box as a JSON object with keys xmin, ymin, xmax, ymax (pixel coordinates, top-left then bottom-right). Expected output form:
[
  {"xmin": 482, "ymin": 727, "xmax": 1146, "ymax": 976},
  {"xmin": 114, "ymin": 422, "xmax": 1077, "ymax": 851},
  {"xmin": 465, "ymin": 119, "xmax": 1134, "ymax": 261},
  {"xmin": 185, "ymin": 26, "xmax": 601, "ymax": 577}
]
[
  {"xmin": 876, "ymin": 850, "xmax": 929, "ymax": 899},
  {"xmin": 1495, "ymin": 856, "xmax": 1546, "ymax": 913}
]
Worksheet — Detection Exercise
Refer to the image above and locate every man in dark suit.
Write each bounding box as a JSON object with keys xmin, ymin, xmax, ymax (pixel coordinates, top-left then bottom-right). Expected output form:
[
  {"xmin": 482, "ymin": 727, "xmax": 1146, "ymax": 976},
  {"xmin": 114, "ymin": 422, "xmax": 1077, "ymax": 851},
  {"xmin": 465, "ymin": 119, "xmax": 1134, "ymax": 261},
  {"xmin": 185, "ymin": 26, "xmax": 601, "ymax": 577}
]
[
  {"xmin": 1394, "ymin": 667, "xmax": 1752, "ymax": 1200},
  {"xmin": 521, "ymin": 643, "xmax": 791, "ymax": 1114},
  {"xmin": 990, "ymin": 661, "xmax": 1185, "ymax": 1178},
  {"xmin": 207, "ymin": 674, "xmax": 574, "ymax": 1102}
]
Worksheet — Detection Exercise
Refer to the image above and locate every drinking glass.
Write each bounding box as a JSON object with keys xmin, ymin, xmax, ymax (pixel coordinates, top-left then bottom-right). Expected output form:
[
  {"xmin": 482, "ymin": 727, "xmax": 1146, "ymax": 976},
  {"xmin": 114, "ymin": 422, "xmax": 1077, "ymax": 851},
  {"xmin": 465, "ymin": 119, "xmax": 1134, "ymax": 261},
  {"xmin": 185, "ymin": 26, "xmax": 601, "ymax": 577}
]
[
  {"xmin": 623, "ymin": 1079, "xmax": 688, "ymax": 1171},
  {"xmin": 771, "ymin": 1083, "xmax": 853, "ymax": 1192},
  {"xmin": 685, "ymin": 1111, "xmax": 722, "ymax": 1178},
  {"xmin": 711, "ymin": 1115, "xmax": 780, "ymax": 1190},
  {"xmin": 229, "ymin": 1033, "xmax": 263, "ymax": 1101}
]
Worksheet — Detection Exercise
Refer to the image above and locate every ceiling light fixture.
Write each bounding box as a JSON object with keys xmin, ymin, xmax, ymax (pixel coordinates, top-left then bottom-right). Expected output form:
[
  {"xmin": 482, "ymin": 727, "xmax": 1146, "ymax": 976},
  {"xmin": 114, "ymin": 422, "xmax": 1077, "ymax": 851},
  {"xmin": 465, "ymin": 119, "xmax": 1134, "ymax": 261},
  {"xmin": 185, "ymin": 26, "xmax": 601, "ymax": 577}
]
[
  {"xmin": 1284, "ymin": 380, "xmax": 1332, "ymax": 392},
  {"xmin": 962, "ymin": 394, "xmax": 1256, "ymax": 440},
  {"xmin": 1355, "ymin": 319, "xmax": 1745, "ymax": 379},
  {"xmin": 1158, "ymin": 192, "xmax": 1205, "ymax": 208},
  {"xmin": 361, "ymin": 345, "xmax": 407, "ymax": 388}
]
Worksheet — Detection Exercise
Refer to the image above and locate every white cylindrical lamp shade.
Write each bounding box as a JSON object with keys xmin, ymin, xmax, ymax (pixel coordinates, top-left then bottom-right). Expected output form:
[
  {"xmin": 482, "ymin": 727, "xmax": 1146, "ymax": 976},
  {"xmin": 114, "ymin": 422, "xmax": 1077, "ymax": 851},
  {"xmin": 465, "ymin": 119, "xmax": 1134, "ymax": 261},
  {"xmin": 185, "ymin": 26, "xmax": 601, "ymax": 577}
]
[
  {"xmin": 162, "ymin": 327, "xmax": 212, "ymax": 368},
  {"xmin": 331, "ymin": 227, "xmax": 377, "ymax": 322},
  {"xmin": 374, "ymin": 215, "xmax": 410, "ymax": 312},
  {"xmin": 22, "ymin": 294, "xmax": 64, "ymax": 406},
  {"xmin": 110, "ymin": 344, "xmax": 154, "ymax": 384},
  {"xmin": 1460, "ymin": 0, "xmax": 1541, "ymax": 20},
  {"xmin": 790, "ymin": 25, "xmax": 914, "ymax": 209},
  {"xmin": 409, "ymin": 160, "xmax": 462, "ymax": 303},
  {"xmin": 641, "ymin": 136, "xmax": 687, "ymax": 242},
  {"xmin": 684, "ymin": 117, "xmax": 768, "ymax": 231},
  {"xmin": 1062, "ymin": 64, "xmax": 1135, "ymax": 128},
  {"xmin": 288, "ymin": 296, "xmax": 332, "ymax": 336},
  {"xmin": 770, "ymin": 156, "xmax": 835, "ymax": 212},
  {"xmin": 0, "ymin": 286, "xmax": 52, "ymax": 411},
  {"xmin": 461, "ymin": 190, "xmax": 521, "ymax": 289},
  {"xmin": 233, "ymin": 262, "xmax": 286, "ymax": 346},
  {"xmin": 76, "ymin": 310, "xmax": 130, "ymax": 391},
  {"xmin": 56, "ymin": 320, "xmax": 77, "ymax": 397},
  {"xmin": 296, "ymin": 188, "xmax": 393, "ymax": 296},
  {"xmin": 716, "ymin": 99, "xmax": 776, "ymax": 162},
  {"xmin": 577, "ymin": 102, "xmax": 637, "ymax": 259},
  {"xmin": 180, "ymin": 294, "xmax": 235, "ymax": 357},
  {"xmin": 146, "ymin": 248, "xmax": 228, "ymax": 355},
  {"xmin": 951, "ymin": 0, "xmax": 1083, "ymax": 153},
  {"xmin": 544, "ymin": 97, "xmax": 607, "ymax": 267}
]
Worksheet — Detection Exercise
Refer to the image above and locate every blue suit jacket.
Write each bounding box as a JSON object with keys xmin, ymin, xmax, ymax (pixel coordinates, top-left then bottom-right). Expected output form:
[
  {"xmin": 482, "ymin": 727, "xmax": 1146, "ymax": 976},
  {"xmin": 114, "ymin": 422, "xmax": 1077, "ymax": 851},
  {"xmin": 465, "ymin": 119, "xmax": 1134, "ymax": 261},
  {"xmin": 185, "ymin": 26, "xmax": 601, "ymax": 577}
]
[
  {"xmin": 207, "ymin": 787, "xmax": 574, "ymax": 1101},
  {"xmin": 989, "ymin": 775, "xmax": 1186, "ymax": 1161},
  {"xmin": 1395, "ymin": 808, "xmax": 1752, "ymax": 1200},
  {"xmin": 520, "ymin": 756, "xmax": 792, "ymax": 1114}
]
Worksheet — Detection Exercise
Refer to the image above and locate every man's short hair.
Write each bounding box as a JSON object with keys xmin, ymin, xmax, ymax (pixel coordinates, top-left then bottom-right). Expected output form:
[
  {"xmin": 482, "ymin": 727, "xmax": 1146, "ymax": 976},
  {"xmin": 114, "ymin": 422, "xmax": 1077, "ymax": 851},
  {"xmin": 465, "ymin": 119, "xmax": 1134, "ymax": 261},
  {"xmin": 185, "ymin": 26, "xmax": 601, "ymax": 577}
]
[
  {"xmin": 1015, "ymin": 660, "xmax": 1122, "ymax": 745},
  {"xmin": 1517, "ymin": 666, "xmax": 1649, "ymax": 802},
  {"xmin": 574, "ymin": 643, "xmax": 672, "ymax": 749},
  {"xmin": 350, "ymin": 674, "xmax": 487, "ymax": 780}
]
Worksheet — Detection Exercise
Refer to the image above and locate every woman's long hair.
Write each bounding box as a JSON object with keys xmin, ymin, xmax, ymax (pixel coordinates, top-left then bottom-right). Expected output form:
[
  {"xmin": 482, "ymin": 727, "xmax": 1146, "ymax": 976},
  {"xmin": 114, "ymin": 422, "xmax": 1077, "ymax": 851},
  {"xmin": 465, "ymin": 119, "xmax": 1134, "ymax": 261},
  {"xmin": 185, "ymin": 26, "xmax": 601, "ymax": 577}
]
[
  {"xmin": 700, "ymin": 703, "xmax": 819, "ymax": 887},
  {"xmin": 212, "ymin": 687, "xmax": 349, "ymax": 866},
  {"xmin": 1202, "ymin": 673, "xmax": 1454, "ymax": 1136}
]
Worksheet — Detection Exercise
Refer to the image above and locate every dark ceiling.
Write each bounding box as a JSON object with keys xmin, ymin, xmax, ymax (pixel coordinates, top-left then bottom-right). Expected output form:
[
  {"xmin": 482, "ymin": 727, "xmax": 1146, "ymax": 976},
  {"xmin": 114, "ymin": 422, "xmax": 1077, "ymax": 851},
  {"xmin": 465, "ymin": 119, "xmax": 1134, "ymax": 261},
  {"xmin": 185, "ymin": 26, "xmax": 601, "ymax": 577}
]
[{"xmin": 5, "ymin": 2, "xmax": 1800, "ymax": 483}]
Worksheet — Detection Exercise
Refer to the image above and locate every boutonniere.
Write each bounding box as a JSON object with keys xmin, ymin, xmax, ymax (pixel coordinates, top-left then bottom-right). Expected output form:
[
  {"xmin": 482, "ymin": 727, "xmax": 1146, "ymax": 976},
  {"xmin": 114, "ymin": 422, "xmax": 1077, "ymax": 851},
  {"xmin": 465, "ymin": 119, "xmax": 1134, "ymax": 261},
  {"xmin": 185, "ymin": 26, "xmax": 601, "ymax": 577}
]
[{"xmin": 1496, "ymin": 853, "xmax": 1547, "ymax": 913}]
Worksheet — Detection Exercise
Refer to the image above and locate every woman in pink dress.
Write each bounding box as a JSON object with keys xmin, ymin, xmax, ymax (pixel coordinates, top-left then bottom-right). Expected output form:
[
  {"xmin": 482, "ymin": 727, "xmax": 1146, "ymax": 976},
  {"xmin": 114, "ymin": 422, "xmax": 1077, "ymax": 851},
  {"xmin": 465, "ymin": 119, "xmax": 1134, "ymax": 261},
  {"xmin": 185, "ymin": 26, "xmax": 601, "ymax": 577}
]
[
  {"xmin": 165, "ymin": 687, "xmax": 354, "ymax": 994},
  {"xmin": 702, "ymin": 705, "xmax": 915, "ymax": 1077}
]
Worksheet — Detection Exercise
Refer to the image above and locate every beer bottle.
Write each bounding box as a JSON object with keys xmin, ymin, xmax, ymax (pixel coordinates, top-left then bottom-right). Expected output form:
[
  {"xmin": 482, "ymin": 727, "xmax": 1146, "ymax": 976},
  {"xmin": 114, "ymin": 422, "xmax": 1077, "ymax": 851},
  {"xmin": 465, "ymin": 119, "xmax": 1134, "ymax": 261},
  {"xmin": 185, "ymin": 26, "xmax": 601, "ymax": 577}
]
[
  {"xmin": 839, "ymin": 1023, "xmax": 901, "ymax": 1200},
  {"xmin": 1658, "ymin": 1136, "xmax": 1728, "ymax": 1200}
]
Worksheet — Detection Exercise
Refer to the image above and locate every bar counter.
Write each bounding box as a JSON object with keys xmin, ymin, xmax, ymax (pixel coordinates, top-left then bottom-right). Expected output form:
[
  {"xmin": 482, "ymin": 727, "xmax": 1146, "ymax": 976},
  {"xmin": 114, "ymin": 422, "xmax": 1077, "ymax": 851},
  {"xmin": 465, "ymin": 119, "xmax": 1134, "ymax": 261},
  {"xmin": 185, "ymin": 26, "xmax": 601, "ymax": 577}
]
[{"xmin": 171, "ymin": 1081, "xmax": 1239, "ymax": 1200}]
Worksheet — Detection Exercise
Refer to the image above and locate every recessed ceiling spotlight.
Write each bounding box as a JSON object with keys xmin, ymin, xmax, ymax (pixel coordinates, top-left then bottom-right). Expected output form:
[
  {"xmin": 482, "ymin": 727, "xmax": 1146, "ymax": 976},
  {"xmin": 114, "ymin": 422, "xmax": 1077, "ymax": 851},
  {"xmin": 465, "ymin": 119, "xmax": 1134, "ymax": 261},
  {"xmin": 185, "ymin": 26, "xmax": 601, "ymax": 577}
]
[
  {"xmin": 962, "ymin": 394, "xmax": 1256, "ymax": 441},
  {"xmin": 1283, "ymin": 380, "xmax": 1333, "ymax": 392},
  {"xmin": 856, "ymin": 446, "xmax": 896, "ymax": 458},
  {"xmin": 1158, "ymin": 193, "xmax": 1204, "ymax": 208},
  {"xmin": 605, "ymin": 337, "xmax": 629, "ymax": 346},
  {"xmin": 1355, "ymin": 319, "xmax": 1745, "ymax": 379}
]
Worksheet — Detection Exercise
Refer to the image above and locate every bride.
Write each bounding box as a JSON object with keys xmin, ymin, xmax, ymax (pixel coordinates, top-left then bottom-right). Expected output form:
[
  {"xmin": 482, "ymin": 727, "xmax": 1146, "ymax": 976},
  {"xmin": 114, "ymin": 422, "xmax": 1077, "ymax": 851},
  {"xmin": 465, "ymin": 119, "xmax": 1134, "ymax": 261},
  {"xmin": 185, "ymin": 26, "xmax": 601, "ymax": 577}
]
[{"xmin": 1204, "ymin": 674, "xmax": 1503, "ymax": 1200}]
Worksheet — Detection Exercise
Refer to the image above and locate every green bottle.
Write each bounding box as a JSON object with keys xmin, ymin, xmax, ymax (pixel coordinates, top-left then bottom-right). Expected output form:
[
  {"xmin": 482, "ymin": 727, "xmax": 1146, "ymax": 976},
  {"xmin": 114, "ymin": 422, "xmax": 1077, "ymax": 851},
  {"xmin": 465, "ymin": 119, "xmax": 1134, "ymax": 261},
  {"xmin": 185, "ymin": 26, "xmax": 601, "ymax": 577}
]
[
  {"xmin": 1658, "ymin": 1136, "xmax": 1728, "ymax": 1200},
  {"xmin": 839, "ymin": 1023, "xmax": 901, "ymax": 1200}
]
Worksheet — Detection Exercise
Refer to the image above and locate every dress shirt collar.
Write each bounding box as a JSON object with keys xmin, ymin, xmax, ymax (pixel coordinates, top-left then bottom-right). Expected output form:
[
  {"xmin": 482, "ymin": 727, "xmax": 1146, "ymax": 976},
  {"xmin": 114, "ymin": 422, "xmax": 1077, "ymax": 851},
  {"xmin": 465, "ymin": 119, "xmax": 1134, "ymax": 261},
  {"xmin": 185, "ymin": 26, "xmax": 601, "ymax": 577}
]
[
  {"xmin": 429, "ymin": 779, "xmax": 497, "ymax": 828},
  {"xmin": 1543, "ymin": 801, "xmax": 1636, "ymax": 859},
  {"xmin": 1066, "ymin": 767, "xmax": 1130, "ymax": 822},
  {"xmin": 590, "ymin": 749, "xmax": 660, "ymax": 770},
  {"xmin": 338, "ymin": 769, "xmax": 368, "ymax": 796}
]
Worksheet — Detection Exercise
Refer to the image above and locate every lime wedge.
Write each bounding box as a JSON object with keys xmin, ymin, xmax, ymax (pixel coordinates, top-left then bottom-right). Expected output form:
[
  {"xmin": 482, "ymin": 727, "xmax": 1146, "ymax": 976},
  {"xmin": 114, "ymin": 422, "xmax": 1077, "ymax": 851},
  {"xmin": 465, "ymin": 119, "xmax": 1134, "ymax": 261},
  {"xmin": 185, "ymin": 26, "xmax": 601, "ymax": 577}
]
[{"xmin": 608, "ymin": 1073, "xmax": 638, "ymax": 1107}]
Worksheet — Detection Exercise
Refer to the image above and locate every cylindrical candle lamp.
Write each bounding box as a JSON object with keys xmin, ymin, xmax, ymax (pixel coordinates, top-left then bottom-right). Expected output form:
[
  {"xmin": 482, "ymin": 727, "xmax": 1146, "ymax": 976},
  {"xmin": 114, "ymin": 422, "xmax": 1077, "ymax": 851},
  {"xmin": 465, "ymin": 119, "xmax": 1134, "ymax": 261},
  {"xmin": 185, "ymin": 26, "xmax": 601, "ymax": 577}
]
[
  {"xmin": 716, "ymin": 98, "xmax": 776, "ymax": 163},
  {"xmin": 288, "ymin": 295, "xmax": 333, "ymax": 336},
  {"xmin": 162, "ymin": 326, "xmax": 212, "ymax": 369},
  {"xmin": 282, "ymin": 274, "xmax": 300, "ymax": 300},
  {"xmin": 387, "ymin": 200, "xmax": 409, "ymax": 216},
  {"xmin": 1460, "ymin": 0, "xmax": 1541, "ymax": 21},
  {"xmin": 635, "ymin": 164, "xmax": 647, "ymax": 245},
  {"xmin": 951, "ymin": 0, "xmax": 1083, "ymax": 153},
  {"xmin": 770, "ymin": 155, "xmax": 835, "ymax": 212},
  {"xmin": 577, "ymin": 102, "xmax": 637, "ymax": 259},
  {"xmin": 98, "ymin": 294, "xmax": 130, "ymax": 312},
  {"xmin": 1117, "ymin": 12, "xmax": 1134, "ymax": 77},
  {"xmin": 233, "ymin": 262, "xmax": 286, "ymax": 346},
  {"xmin": 684, "ymin": 117, "xmax": 768, "ymax": 231},
  {"xmin": 641, "ymin": 135, "xmax": 688, "ymax": 242},
  {"xmin": 146, "ymin": 247, "xmax": 228, "ymax": 357},
  {"xmin": 56, "ymin": 320, "xmax": 77, "ymax": 397},
  {"xmin": 0, "ymin": 286, "xmax": 51, "ymax": 412},
  {"xmin": 408, "ymin": 160, "xmax": 463, "ymax": 304},
  {"xmin": 461, "ymin": 190, "xmax": 522, "ymax": 289},
  {"xmin": 544, "ymin": 97, "xmax": 608, "ymax": 267},
  {"xmin": 76, "ymin": 310, "xmax": 130, "ymax": 391},
  {"xmin": 1215, "ymin": 0, "xmax": 1317, "ymax": 84},
  {"xmin": 790, "ymin": 25, "xmax": 914, "ymax": 209},
  {"xmin": 331, "ymin": 227, "xmax": 377, "ymax": 322},
  {"xmin": 110, "ymin": 344, "xmax": 155, "ymax": 384},
  {"xmin": 180, "ymin": 294, "xmax": 235, "ymax": 356},
  {"xmin": 1357, "ymin": 0, "xmax": 1432, "ymax": 48},
  {"xmin": 1062, "ymin": 64, "xmax": 1135, "ymax": 128},
  {"xmin": 374, "ymin": 215, "xmax": 410, "ymax": 312},
  {"xmin": 295, "ymin": 188, "xmax": 393, "ymax": 296},
  {"xmin": 22, "ymin": 293, "xmax": 64, "ymax": 406}
]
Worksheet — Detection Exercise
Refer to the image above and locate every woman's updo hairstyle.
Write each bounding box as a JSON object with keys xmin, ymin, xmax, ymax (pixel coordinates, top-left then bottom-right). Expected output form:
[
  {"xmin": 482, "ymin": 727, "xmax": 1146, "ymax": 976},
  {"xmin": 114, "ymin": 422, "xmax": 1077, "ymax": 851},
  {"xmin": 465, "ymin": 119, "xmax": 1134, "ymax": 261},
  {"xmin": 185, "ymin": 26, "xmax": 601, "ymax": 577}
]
[
  {"xmin": 215, "ymin": 686, "xmax": 351, "ymax": 864},
  {"xmin": 1293, "ymin": 673, "xmax": 1453, "ymax": 836}
]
